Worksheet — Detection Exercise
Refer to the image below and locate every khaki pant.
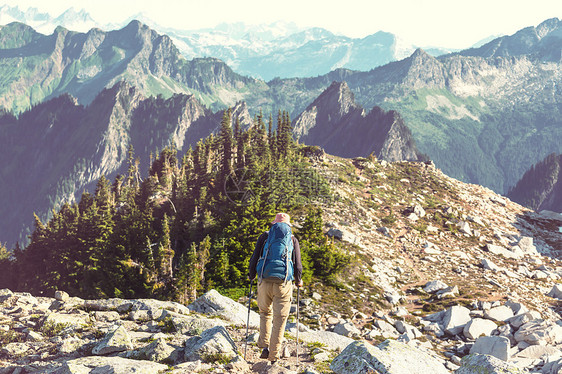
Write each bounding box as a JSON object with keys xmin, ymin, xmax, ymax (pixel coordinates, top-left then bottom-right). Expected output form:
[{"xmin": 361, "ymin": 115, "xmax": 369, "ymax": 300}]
[{"xmin": 257, "ymin": 278, "xmax": 293, "ymax": 361}]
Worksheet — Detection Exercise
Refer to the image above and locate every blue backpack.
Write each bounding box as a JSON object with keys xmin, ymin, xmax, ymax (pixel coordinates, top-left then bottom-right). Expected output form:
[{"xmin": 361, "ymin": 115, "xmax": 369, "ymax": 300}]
[{"xmin": 256, "ymin": 222, "xmax": 294, "ymax": 282}]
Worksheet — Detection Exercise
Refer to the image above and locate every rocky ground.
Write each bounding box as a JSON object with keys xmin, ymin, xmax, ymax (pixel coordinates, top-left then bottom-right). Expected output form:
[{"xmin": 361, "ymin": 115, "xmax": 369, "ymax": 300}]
[{"xmin": 1, "ymin": 156, "xmax": 562, "ymax": 373}]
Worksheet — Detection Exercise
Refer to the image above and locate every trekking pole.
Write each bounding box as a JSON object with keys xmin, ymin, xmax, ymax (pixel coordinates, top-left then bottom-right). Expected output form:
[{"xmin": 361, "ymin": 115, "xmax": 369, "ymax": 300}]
[
  {"xmin": 296, "ymin": 285, "xmax": 300, "ymax": 366},
  {"xmin": 244, "ymin": 279, "xmax": 253, "ymax": 361}
]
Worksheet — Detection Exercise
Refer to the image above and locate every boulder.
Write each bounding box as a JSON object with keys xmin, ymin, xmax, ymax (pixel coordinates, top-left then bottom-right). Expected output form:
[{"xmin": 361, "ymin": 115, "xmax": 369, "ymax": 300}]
[
  {"xmin": 162, "ymin": 310, "xmax": 227, "ymax": 334},
  {"xmin": 188, "ymin": 289, "xmax": 259, "ymax": 328},
  {"xmin": 514, "ymin": 344, "xmax": 561, "ymax": 359},
  {"xmin": 423, "ymin": 280, "xmax": 448, "ymax": 293},
  {"xmin": 92, "ymin": 325, "xmax": 133, "ymax": 355},
  {"xmin": 43, "ymin": 312, "xmax": 90, "ymax": 330},
  {"xmin": 55, "ymin": 291, "xmax": 69, "ymax": 302},
  {"xmin": 56, "ymin": 356, "xmax": 168, "ymax": 373},
  {"xmin": 486, "ymin": 244, "xmax": 522, "ymax": 259},
  {"xmin": 296, "ymin": 330, "xmax": 354, "ymax": 351},
  {"xmin": 83, "ymin": 298, "xmax": 134, "ymax": 312},
  {"xmin": 543, "ymin": 358, "xmax": 562, "ymax": 374},
  {"xmin": 442, "ymin": 305, "xmax": 471, "ymax": 335},
  {"xmin": 517, "ymin": 237, "xmax": 539, "ymax": 256},
  {"xmin": 484, "ymin": 306, "xmax": 514, "ymax": 322},
  {"xmin": 547, "ymin": 284, "xmax": 562, "ymax": 299},
  {"xmin": 456, "ymin": 353, "xmax": 527, "ymax": 373},
  {"xmin": 136, "ymin": 337, "xmax": 180, "ymax": 363},
  {"xmin": 507, "ymin": 313, "xmax": 538, "ymax": 329},
  {"xmin": 333, "ymin": 322, "xmax": 361, "ymax": 338},
  {"xmin": 184, "ymin": 325, "xmax": 238, "ymax": 362},
  {"xmin": 481, "ymin": 258, "xmax": 500, "ymax": 271},
  {"xmin": 463, "ymin": 318, "xmax": 498, "ymax": 340},
  {"xmin": 514, "ymin": 320, "xmax": 562, "ymax": 345},
  {"xmin": 1, "ymin": 342, "xmax": 30, "ymax": 358},
  {"xmin": 330, "ymin": 339, "xmax": 449, "ymax": 374},
  {"xmin": 469, "ymin": 336, "xmax": 511, "ymax": 361}
]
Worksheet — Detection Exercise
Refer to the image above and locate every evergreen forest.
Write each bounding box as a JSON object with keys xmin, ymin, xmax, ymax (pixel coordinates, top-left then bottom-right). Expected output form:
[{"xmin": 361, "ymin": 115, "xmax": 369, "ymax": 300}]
[{"xmin": 0, "ymin": 110, "xmax": 350, "ymax": 303}]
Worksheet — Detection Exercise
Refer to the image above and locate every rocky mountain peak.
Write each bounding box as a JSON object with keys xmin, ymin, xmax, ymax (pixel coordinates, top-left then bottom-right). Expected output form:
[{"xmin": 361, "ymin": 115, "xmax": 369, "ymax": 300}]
[
  {"xmin": 536, "ymin": 17, "xmax": 561, "ymax": 39},
  {"xmin": 293, "ymin": 82, "xmax": 425, "ymax": 161}
]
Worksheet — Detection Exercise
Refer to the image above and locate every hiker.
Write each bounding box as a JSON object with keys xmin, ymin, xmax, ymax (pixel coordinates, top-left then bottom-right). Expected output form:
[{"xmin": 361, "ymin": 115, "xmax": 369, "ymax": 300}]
[{"xmin": 248, "ymin": 212, "xmax": 303, "ymax": 364}]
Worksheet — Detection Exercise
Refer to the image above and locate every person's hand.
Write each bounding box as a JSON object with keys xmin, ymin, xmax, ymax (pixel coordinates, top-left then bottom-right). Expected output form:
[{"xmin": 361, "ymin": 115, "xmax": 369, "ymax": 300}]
[{"xmin": 296, "ymin": 280, "xmax": 303, "ymax": 288}]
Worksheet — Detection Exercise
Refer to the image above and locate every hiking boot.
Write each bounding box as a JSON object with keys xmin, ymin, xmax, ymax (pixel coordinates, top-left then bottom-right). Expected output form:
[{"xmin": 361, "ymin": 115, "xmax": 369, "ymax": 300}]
[{"xmin": 260, "ymin": 348, "xmax": 269, "ymax": 359}]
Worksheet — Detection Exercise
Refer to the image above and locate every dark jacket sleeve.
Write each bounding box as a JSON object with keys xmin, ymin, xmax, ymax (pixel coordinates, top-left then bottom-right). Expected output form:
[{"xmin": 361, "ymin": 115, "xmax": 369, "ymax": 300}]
[
  {"xmin": 249, "ymin": 232, "xmax": 268, "ymax": 280},
  {"xmin": 292, "ymin": 236, "xmax": 303, "ymax": 285}
]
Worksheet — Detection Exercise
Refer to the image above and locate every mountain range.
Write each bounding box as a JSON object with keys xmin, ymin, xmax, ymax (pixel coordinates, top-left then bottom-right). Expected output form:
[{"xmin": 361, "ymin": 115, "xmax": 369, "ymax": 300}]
[
  {"xmin": 1, "ymin": 16, "xmax": 562, "ymax": 244},
  {"xmin": 0, "ymin": 5, "xmax": 453, "ymax": 80},
  {"xmin": 0, "ymin": 79, "xmax": 423, "ymax": 248}
]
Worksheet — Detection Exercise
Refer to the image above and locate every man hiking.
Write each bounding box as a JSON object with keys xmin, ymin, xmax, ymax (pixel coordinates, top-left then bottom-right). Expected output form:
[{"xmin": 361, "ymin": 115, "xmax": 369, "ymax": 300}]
[{"xmin": 248, "ymin": 212, "xmax": 303, "ymax": 364}]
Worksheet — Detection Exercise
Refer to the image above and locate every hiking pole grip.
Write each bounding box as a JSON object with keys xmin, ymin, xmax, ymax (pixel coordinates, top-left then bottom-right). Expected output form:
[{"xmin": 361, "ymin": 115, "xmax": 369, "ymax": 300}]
[{"xmin": 244, "ymin": 279, "xmax": 253, "ymax": 361}]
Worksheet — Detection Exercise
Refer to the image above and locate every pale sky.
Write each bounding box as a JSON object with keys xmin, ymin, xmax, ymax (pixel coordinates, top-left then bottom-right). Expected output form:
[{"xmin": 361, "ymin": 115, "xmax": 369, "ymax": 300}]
[{"xmin": 3, "ymin": 0, "xmax": 562, "ymax": 49}]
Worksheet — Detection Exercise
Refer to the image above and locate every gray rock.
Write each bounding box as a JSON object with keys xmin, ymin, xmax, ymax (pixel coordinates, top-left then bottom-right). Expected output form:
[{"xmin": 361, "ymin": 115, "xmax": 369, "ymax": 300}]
[
  {"xmin": 458, "ymin": 221, "xmax": 472, "ymax": 236},
  {"xmin": 517, "ymin": 237, "xmax": 539, "ymax": 256},
  {"xmin": 92, "ymin": 325, "xmax": 133, "ymax": 355},
  {"xmin": 333, "ymin": 322, "xmax": 361, "ymax": 338},
  {"xmin": 188, "ymin": 289, "xmax": 259, "ymax": 328},
  {"xmin": 296, "ymin": 330, "xmax": 354, "ymax": 351},
  {"xmin": 423, "ymin": 280, "xmax": 449, "ymax": 293},
  {"xmin": 481, "ymin": 258, "xmax": 500, "ymax": 271},
  {"xmin": 456, "ymin": 353, "xmax": 527, "ymax": 373},
  {"xmin": 463, "ymin": 318, "xmax": 498, "ymax": 340},
  {"xmin": 83, "ymin": 298, "xmax": 134, "ymax": 312},
  {"xmin": 469, "ymin": 336, "xmax": 511, "ymax": 361},
  {"xmin": 374, "ymin": 319, "xmax": 399, "ymax": 338},
  {"xmin": 486, "ymin": 244, "xmax": 523, "ymax": 259},
  {"xmin": 43, "ymin": 312, "xmax": 90, "ymax": 330},
  {"xmin": 56, "ymin": 356, "xmax": 168, "ymax": 374},
  {"xmin": 514, "ymin": 320, "xmax": 562, "ymax": 345},
  {"xmin": 330, "ymin": 339, "xmax": 449, "ymax": 374},
  {"xmin": 484, "ymin": 306, "xmax": 514, "ymax": 322},
  {"xmin": 543, "ymin": 358, "xmax": 562, "ymax": 374},
  {"xmin": 443, "ymin": 305, "xmax": 471, "ymax": 336},
  {"xmin": 162, "ymin": 311, "xmax": 227, "ymax": 334},
  {"xmin": 184, "ymin": 325, "xmax": 238, "ymax": 362},
  {"xmin": 437, "ymin": 285, "xmax": 459, "ymax": 299},
  {"xmin": 507, "ymin": 312, "xmax": 539, "ymax": 329},
  {"xmin": 26, "ymin": 331, "xmax": 44, "ymax": 342},
  {"xmin": 136, "ymin": 337, "xmax": 180, "ymax": 363},
  {"xmin": 55, "ymin": 291, "xmax": 69, "ymax": 302},
  {"xmin": 514, "ymin": 344, "xmax": 561, "ymax": 359},
  {"xmin": 1, "ymin": 342, "xmax": 30, "ymax": 358},
  {"xmin": 93, "ymin": 311, "xmax": 120, "ymax": 322},
  {"xmin": 547, "ymin": 284, "xmax": 562, "ymax": 299}
]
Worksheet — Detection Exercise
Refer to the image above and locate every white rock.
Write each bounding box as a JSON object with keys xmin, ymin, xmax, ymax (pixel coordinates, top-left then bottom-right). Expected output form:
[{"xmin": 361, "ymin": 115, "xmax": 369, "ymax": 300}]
[
  {"xmin": 514, "ymin": 344, "xmax": 561, "ymax": 359},
  {"xmin": 456, "ymin": 353, "xmax": 527, "ymax": 373},
  {"xmin": 484, "ymin": 306, "xmax": 514, "ymax": 322},
  {"xmin": 514, "ymin": 320, "xmax": 562, "ymax": 345},
  {"xmin": 55, "ymin": 290, "xmax": 70, "ymax": 302},
  {"xmin": 333, "ymin": 322, "xmax": 361, "ymax": 338},
  {"xmin": 184, "ymin": 325, "xmax": 239, "ymax": 362},
  {"xmin": 442, "ymin": 305, "xmax": 471, "ymax": 336},
  {"xmin": 330, "ymin": 339, "xmax": 450, "ymax": 374},
  {"xmin": 188, "ymin": 289, "xmax": 259, "ymax": 328},
  {"xmin": 92, "ymin": 325, "xmax": 133, "ymax": 355},
  {"xmin": 481, "ymin": 258, "xmax": 500, "ymax": 271},
  {"xmin": 59, "ymin": 356, "xmax": 168, "ymax": 373},
  {"xmin": 463, "ymin": 318, "xmax": 498, "ymax": 340},
  {"xmin": 470, "ymin": 336, "xmax": 511, "ymax": 361},
  {"xmin": 423, "ymin": 280, "xmax": 448, "ymax": 293},
  {"xmin": 486, "ymin": 244, "xmax": 523, "ymax": 259}
]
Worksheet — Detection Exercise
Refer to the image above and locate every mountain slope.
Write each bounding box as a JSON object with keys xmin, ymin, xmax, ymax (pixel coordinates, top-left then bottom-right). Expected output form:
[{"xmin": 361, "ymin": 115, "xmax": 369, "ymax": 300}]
[
  {"xmin": 0, "ymin": 82, "xmax": 251, "ymax": 248},
  {"xmin": 508, "ymin": 153, "xmax": 562, "ymax": 213},
  {"xmin": 293, "ymin": 81, "xmax": 426, "ymax": 161},
  {"xmin": 0, "ymin": 20, "xmax": 264, "ymax": 113},
  {"xmin": 460, "ymin": 18, "xmax": 562, "ymax": 61}
]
